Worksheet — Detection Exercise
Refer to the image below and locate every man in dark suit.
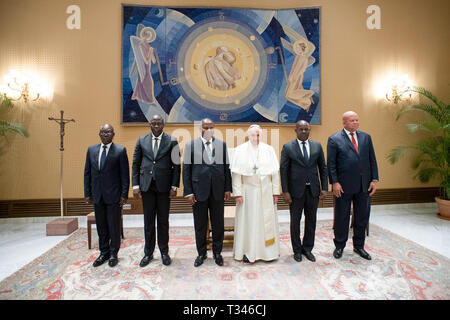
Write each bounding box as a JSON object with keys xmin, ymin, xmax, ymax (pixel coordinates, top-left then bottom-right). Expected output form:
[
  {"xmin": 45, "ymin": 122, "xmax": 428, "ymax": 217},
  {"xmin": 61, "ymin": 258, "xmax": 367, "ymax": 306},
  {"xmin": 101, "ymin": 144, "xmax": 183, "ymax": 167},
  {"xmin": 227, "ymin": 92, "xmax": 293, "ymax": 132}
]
[
  {"xmin": 84, "ymin": 124, "xmax": 130, "ymax": 268},
  {"xmin": 132, "ymin": 115, "xmax": 181, "ymax": 267},
  {"xmin": 280, "ymin": 120, "xmax": 328, "ymax": 263},
  {"xmin": 327, "ymin": 111, "xmax": 379, "ymax": 260},
  {"xmin": 183, "ymin": 118, "xmax": 232, "ymax": 267}
]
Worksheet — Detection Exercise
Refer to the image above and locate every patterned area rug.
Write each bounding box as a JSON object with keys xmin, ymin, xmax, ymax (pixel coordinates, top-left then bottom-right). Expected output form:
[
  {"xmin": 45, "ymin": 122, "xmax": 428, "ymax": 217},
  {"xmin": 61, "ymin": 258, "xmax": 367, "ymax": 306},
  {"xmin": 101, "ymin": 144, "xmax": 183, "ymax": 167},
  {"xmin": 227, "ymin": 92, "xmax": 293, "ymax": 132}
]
[{"xmin": 0, "ymin": 221, "xmax": 449, "ymax": 300}]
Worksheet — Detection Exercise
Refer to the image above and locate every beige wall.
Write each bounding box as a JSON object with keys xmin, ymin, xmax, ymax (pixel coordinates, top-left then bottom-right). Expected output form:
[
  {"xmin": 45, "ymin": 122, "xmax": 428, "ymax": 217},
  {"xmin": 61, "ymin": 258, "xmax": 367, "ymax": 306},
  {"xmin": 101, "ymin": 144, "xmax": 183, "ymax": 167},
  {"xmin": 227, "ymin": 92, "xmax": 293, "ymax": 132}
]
[{"xmin": 0, "ymin": 0, "xmax": 448, "ymax": 200}]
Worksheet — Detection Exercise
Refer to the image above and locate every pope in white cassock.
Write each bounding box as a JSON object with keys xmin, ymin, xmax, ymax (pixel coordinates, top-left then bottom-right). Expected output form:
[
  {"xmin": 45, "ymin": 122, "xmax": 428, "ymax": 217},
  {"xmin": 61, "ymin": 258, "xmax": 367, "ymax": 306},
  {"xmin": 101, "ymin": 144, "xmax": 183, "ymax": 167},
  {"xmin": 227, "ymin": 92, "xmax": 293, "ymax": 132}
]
[{"xmin": 231, "ymin": 125, "xmax": 281, "ymax": 263}]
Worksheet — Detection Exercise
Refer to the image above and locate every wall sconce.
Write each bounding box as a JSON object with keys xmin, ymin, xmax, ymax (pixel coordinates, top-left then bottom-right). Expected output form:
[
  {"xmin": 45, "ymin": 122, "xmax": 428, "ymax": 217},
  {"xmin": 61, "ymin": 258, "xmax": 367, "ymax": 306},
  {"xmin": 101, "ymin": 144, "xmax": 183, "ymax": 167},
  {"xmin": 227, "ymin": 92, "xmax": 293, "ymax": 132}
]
[
  {"xmin": 1, "ymin": 70, "xmax": 44, "ymax": 103},
  {"xmin": 385, "ymin": 74, "xmax": 413, "ymax": 104}
]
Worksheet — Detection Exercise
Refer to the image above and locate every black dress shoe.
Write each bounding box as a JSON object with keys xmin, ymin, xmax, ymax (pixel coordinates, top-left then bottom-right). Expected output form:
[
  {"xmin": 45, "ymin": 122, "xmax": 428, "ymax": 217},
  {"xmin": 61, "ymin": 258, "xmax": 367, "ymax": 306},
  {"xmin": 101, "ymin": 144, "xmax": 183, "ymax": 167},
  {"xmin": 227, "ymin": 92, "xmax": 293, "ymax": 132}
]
[
  {"xmin": 293, "ymin": 253, "xmax": 302, "ymax": 262},
  {"xmin": 108, "ymin": 256, "xmax": 118, "ymax": 267},
  {"xmin": 139, "ymin": 255, "xmax": 153, "ymax": 268},
  {"xmin": 243, "ymin": 255, "xmax": 250, "ymax": 263},
  {"xmin": 93, "ymin": 254, "xmax": 110, "ymax": 267},
  {"xmin": 213, "ymin": 253, "xmax": 223, "ymax": 266},
  {"xmin": 353, "ymin": 248, "xmax": 372, "ymax": 260},
  {"xmin": 161, "ymin": 254, "xmax": 172, "ymax": 266},
  {"xmin": 194, "ymin": 254, "xmax": 207, "ymax": 267},
  {"xmin": 302, "ymin": 251, "xmax": 316, "ymax": 262},
  {"xmin": 333, "ymin": 248, "xmax": 344, "ymax": 259}
]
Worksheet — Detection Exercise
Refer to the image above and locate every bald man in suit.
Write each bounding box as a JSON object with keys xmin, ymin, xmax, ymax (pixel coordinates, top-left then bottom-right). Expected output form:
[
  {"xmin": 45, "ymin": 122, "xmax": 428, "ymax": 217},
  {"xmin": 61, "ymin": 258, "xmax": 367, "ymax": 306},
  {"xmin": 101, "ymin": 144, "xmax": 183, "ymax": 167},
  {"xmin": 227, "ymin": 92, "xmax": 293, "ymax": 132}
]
[{"xmin": 327, "ymin": 111, "xmax": 379, "ymax": 260}]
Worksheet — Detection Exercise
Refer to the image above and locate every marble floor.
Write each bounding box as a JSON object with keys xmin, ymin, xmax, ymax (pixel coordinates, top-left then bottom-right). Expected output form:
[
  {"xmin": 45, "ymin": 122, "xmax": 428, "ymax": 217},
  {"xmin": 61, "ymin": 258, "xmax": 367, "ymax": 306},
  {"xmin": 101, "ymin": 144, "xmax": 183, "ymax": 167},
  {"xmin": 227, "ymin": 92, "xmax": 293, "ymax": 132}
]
[{"xmin": 0, "ymin": 203, "xmax": 449, "ymax": 282}]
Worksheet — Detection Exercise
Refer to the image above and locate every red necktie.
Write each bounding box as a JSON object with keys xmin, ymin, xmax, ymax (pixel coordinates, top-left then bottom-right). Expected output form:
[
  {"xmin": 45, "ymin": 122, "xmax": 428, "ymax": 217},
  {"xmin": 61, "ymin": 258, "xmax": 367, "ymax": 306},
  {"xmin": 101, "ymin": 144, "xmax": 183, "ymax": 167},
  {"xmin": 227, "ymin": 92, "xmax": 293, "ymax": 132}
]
[{"xmin": 350, "ymin": 132, "xmax": 358, "ymax": 153}]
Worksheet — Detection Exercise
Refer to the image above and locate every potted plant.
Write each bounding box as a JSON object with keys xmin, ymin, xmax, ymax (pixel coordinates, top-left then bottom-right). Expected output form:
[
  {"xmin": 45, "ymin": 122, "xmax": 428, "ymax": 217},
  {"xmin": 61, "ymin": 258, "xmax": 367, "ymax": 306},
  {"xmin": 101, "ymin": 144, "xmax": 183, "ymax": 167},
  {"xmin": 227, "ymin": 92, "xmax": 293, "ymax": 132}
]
[
  {"xmin": 0, "ymin": 93, "xmax": 29, "ymax": 154},
  {"xmin": 388, "ymin": 86, "xmax": 449, "ymax": 219}
]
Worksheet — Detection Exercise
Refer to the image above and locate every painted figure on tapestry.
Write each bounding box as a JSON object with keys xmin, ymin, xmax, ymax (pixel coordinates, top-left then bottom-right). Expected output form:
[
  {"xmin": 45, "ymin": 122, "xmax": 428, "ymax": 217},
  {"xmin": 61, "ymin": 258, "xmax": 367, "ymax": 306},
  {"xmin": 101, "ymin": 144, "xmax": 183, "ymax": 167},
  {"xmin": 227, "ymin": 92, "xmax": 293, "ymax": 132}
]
[
  {"xmin": 130, "ymin": 26, "xmax": 157, "ymax": 105},
  {"xmin": 284, "ymin": 35, "xmax": 316, "ymax": 112},
  {"xmin": 205, "ymin": 46, "xmax": 241, "ymax": 91}
]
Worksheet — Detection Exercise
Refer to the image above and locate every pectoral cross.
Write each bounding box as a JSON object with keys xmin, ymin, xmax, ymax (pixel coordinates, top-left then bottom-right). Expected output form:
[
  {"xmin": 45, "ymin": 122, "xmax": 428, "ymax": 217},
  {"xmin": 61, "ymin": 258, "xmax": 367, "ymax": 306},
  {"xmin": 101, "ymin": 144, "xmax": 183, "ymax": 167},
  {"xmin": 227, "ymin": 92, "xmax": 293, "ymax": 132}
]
[{"xmin": 253, "ymin": 164, "xmax": 258, "ymax": 174}]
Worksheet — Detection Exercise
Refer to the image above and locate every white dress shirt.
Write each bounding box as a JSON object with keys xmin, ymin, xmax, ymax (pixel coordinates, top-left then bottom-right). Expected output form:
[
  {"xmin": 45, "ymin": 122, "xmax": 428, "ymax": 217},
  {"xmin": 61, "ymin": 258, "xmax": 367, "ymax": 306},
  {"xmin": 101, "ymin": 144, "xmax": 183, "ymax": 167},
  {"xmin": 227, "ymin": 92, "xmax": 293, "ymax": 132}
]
[
  {"xmin": 343, "ymin": 128, "xmax": 358, "ymax": 147},
  {"xmin": 152, "ymin": 133, "xmax": 162, "ymax": 156},
  {"xmin": 201, "ymin": 136, "xmax": 214, "ymax": 154},
  {"xmin": 297, "ymin": 139, "xmax": 310, "ymax": 185},
  {"xmin": 98, "ymin": 142, "xmax": 112, "ymax": 168},
  {"xmin": 297, "ymin": 139, "xmax": 310, "ymax": 159}
]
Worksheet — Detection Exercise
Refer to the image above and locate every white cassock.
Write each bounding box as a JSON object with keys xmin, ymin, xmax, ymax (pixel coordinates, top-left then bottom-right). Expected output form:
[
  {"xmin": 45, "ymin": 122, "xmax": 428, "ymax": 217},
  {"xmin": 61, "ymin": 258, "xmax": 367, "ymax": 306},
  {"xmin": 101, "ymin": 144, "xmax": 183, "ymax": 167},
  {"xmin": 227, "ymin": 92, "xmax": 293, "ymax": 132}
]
[{"xmin": 230, "ymin": 141, "xmax": 281, "ymax": 262}]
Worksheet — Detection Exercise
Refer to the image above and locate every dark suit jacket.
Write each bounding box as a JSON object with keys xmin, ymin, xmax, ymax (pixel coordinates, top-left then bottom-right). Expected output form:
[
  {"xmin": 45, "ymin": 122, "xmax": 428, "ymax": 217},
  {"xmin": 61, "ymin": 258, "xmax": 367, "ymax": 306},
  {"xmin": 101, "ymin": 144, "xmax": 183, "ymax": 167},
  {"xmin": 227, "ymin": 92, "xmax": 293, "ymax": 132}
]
[
  {"xmin": 182, "ymin": 137, "xmax": 232, "ymax": 202},
  {"xmin": 327, "ymin": 130, "xmax": 379, "ymax": 194},
  {"xmin": 84, "ymin": 143, "xmax": 130, "ymax": 205},
  {"xmin": 280, "ymin": 139, "xmax": 328, "ymax": 198},
  {"xmin": 132, "ymin": 132, "xmax": 181, "ymax": 193}
]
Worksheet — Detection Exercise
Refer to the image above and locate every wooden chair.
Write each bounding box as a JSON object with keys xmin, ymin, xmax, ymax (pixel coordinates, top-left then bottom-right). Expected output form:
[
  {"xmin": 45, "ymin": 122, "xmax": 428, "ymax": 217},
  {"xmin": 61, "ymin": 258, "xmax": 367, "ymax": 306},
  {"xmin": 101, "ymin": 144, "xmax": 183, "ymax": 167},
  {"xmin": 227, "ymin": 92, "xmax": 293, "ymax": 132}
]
[
  {"xmin": 207, "ymin": 206, "xmax": 236, "ymax": 249},
  {"xmin": 332, "ymin": 197, "xmax": 370, "ymax": 236},
  {"xmin": 87, "ymin": 211, "xmax": 125, "ymax": 249}
]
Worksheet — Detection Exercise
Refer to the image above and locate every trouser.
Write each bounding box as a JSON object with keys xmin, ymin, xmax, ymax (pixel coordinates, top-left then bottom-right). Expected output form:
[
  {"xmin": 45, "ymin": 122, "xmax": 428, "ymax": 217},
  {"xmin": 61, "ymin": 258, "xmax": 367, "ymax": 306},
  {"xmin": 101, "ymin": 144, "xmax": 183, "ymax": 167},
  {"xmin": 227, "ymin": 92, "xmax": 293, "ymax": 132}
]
[
  {"xmin": 142, "ymin": 181, "xmax": 171, "ymax": 256},
  {"xmin": 289, "ymin": 185, "xmax": 319, "ymax": 254},
  {"xmin": 192, "ymin": 193, "xmax": 224, "ymax": 257},
  {"xmin": 94, "ymin": 197, "xmax": 122, "ymax": 257},
  {"xmin": 333, "ymin": 179, "xmax": 370, "ymax": 249}
]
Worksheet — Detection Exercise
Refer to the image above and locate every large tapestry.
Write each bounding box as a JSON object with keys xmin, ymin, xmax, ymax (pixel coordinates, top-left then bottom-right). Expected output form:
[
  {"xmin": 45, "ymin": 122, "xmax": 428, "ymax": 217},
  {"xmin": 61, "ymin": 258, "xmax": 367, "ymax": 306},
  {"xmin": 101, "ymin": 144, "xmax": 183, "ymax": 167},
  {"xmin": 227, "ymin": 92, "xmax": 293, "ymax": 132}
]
[{"xmin": 122, "ymin": 6, "xmax": 321, "ymax": 124}]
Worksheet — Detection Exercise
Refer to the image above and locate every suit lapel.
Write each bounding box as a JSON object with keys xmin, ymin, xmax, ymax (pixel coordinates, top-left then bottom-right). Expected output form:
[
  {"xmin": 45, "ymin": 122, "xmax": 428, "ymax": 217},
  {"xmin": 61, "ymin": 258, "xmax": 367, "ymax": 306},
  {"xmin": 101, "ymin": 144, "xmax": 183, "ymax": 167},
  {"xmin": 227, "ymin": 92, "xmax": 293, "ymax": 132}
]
[
  {"xmin": 93, "ymin": 144, "xmax": 101, "ymax": 170},
  {"xmin": 155, "ymin": 133, "xmax": 168, "ymax": 161},
  {"xmin": 193, "ymin": 138, "xmax": 204, "ymax": 164},
  {"xmin": 356, "ymin": 131, "xmax": 364, "ymax": 153},
  {"xmin": 211, "ymin": 137, "xmax": 218, "ymax": 160},
  {"xmin": 308, "ymin": 140, "xmax": 317, "ymax": 162},
  {"xmin": 293, "ymin": 140, "xmax": 307, "ymax": 166}
]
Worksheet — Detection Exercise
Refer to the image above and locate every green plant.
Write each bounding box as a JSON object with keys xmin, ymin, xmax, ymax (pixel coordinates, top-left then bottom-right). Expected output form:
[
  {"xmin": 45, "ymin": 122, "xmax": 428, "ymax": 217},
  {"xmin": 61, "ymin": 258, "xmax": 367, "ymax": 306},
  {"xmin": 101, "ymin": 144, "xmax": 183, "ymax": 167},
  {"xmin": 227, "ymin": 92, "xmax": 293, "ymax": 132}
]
[
  {"xmin": 0, "ymin": 93, "xmax": 29, "ymax": 139},
  {"xmin": 388, "ymin": 86, "xmax": 450, "ymax": 200}
]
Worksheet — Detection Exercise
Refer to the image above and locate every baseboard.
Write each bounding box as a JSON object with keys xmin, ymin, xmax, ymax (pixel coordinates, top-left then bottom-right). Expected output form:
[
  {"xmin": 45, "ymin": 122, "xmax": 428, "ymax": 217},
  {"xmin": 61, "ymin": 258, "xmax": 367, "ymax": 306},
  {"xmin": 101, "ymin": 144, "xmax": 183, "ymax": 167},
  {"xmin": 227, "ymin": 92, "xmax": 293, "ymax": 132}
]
[{"xmin": 0, "ymin": 187, "xmax": 440, "ymax": 218}]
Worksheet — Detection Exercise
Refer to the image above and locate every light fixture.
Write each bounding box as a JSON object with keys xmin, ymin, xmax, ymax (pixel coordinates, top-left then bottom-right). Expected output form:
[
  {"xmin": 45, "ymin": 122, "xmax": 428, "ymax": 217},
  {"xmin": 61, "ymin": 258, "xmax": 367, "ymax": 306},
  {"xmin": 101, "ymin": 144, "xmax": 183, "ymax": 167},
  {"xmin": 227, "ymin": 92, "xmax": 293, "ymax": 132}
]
[
  {"xmin": 1, "ymin": 70, "xmax": 43, "ymax": 103},
  {"xmin": 385, "ymin": 74, "xmax": 413, "ymax": 104}
]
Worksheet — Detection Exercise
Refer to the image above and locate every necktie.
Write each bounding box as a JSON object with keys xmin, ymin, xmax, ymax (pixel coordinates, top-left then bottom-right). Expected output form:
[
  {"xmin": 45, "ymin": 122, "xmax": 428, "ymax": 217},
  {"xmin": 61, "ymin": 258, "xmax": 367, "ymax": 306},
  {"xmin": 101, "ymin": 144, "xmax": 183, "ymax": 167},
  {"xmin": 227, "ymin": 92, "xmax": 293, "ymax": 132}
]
[
  {"xmin": 100, "ymin": 145, "xmax": 107, "ymax": 170},
  {"xmin": 205, "ymin": 141, "xmax": 212, "ymax": 163},
  {"xmin": 153, "ymin": 137, "xmax": 159, "ymax": 157},
  {"xmin": 350, "ymin": 132, "xmax": 358, "ymax": 153},
  {"xmin": 302, "ymin": 141, "xmax": 309, "ymax": 162}
]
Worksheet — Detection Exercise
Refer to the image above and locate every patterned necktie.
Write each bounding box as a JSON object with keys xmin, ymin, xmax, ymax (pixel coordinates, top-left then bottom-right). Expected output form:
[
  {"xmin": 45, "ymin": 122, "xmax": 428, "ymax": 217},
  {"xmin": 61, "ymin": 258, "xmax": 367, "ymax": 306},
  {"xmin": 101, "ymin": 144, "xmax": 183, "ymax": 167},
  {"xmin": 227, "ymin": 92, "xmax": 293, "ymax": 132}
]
[
  {"xmin": 100, "ymin": 145, "xmax": 107, "ymax": 170},
  {"xmin": 153, "ymin": 137, "xmax": 159, "ymax": 157},
  {"xmin": 302, "ymin": 141, "xmax": 309, "ymax": 162},
  {"xmin": 350, "ymin": 132, "xmax": 358, "ymax": 153}
]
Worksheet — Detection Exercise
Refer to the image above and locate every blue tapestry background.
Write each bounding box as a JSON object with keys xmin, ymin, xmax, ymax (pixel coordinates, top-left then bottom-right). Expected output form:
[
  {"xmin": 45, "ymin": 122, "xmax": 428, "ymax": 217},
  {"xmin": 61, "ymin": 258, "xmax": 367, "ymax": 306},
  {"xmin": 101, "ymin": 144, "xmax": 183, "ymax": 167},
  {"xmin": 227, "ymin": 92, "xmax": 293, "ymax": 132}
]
[{"xmin": 122, "ymin": 6, "xmax": 321, "ymax": 124}]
